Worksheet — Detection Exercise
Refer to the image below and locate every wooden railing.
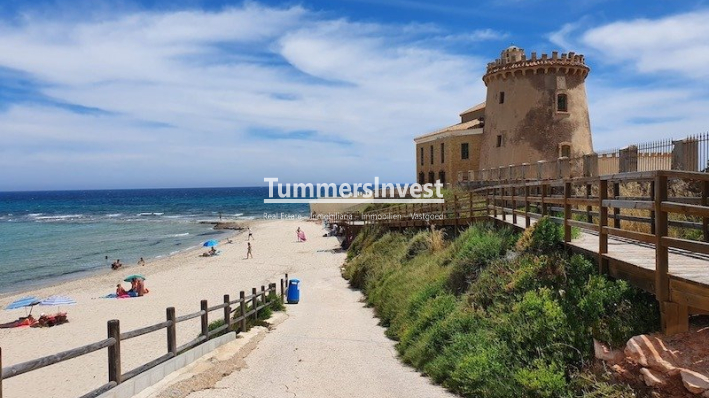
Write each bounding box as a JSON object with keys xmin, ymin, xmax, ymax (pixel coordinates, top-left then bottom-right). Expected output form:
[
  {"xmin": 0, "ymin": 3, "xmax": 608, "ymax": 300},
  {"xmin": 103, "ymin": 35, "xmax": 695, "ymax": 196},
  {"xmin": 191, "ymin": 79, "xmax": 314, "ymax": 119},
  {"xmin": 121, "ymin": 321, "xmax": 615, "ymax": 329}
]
[
  {"xmin": 347, "ymin": 170, "xmax": 709, "ymax": 335},
  {"xmin": 0, "ymin": 275, "xmax": 291, "ymax": 398}
]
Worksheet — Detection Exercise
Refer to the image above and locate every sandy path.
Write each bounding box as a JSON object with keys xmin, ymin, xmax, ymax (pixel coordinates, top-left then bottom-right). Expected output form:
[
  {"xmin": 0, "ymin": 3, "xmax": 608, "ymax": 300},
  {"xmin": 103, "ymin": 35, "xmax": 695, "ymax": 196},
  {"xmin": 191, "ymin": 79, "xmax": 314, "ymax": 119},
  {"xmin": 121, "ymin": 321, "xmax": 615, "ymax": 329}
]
[
  {"xmin": 180, "ymin": 241, "xmax": 456, "ymax": 398},
  {"xmin": 0, "ymin": 219, "xmax": 321, "ymax": 398}
]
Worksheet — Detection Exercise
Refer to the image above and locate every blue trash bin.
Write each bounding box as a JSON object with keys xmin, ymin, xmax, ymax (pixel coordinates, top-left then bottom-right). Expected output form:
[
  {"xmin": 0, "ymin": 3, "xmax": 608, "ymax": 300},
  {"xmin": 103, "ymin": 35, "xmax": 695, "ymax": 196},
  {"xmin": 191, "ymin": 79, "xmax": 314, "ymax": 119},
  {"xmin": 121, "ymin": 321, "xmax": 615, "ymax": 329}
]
[{"xmin": 287, "ymin": 279, "xmax": 300, "ymax": 304}]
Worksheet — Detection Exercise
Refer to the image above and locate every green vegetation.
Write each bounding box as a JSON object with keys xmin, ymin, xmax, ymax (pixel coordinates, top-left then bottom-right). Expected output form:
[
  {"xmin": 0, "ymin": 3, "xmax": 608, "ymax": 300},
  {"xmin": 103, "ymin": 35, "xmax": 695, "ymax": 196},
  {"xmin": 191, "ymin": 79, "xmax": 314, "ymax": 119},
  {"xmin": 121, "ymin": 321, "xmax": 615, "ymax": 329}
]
[{"xmin": 343, "ymin": 218, "xmax": 659, "ymax": 397}]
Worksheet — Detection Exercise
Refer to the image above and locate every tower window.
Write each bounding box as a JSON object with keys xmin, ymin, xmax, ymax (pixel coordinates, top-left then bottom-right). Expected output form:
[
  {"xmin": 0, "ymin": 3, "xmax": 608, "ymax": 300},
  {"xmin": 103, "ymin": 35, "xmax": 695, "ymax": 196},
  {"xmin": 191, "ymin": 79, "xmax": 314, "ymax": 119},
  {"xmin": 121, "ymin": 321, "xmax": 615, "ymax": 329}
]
[
  {"xmin": 496, "ymin": 135, "xmax": 503, "ymax": 147},
  {"xmin": 560, "ymin": 144, "xmax": 571, "ymax": 158},
  {"xmin": 430, "ymin": 145, "xmax": 434, "ymax": 164},
  {"xmin": 428, "ymin": 171, "xmax": 435, "ymax": 184},
  {"xmin": 441, "ymin": 143, "xmax": 445, "ymax": 163},
  {"xmin": 557, "ymin": 93, "xmax": 568, "ymax": 112},
  {"xmin": 418, "ymin": 172, "xmax": 425, "ymax": 184},
  {"xmin": 499, "ymin": 91, "xmax": 505, "ymax": 104},
  {"xmin": 461, "ymin": 143, "xmax": 469, "ymax": 160},
  {"xmin": 420, "ymin": 147, "xmax": 424, "ymax": 165},
  {"xmin": 438, "ymin": 171, "xmax": 446, "ymax": 185}
]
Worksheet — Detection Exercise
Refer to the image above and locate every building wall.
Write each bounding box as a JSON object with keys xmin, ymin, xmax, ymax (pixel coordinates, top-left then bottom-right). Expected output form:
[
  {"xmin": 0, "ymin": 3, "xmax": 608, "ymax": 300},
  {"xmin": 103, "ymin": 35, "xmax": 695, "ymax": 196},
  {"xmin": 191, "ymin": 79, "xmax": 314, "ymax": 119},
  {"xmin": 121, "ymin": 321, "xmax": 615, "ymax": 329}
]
[
  {"xmin": 415, "ymin": 131, "xmax": 483, "ymax": 185},
  {"xmin": 478, "ymin": 70, "xmax": 593, "ymax": 169}
]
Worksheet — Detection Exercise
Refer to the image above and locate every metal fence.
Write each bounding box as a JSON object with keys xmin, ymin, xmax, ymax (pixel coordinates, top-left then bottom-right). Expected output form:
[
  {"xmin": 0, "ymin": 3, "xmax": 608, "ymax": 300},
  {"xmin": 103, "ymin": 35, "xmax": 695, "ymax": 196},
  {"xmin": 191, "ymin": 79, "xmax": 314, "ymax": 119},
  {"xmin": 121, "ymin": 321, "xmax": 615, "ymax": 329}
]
[{"xmin": 460, "ymin": 132, "xmax": 709, "ymax": 184}]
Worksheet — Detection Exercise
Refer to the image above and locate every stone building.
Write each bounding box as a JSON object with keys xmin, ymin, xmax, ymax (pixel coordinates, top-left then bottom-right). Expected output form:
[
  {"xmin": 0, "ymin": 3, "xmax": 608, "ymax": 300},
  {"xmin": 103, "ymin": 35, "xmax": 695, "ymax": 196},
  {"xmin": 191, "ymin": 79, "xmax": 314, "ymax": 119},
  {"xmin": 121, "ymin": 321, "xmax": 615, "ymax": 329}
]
[{"xmin": 414, "ymin": 46, "xmax": 594, "ymax": 183}]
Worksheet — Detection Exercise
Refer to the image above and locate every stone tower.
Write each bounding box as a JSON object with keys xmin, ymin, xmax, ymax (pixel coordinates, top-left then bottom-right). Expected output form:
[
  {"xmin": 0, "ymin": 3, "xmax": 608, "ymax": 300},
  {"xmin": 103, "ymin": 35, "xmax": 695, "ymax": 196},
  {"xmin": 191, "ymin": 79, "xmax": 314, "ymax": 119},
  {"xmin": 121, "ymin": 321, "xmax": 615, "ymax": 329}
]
[{"xmin": 478, "ymin": 46, "xmax": 593, "ymax": 170}]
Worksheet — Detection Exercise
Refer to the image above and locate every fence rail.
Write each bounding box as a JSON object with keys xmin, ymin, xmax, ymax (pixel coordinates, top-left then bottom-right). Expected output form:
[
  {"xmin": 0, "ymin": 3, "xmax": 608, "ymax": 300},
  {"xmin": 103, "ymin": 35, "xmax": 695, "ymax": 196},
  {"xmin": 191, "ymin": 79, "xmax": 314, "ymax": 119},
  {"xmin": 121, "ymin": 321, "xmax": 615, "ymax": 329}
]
[
  {"xmin": 457, "ymin": 133, "xmax": 709, "ymax": 185},
  {"xmin": 0, "ymin": 274, "xmax": 291, "ymax": 398}
]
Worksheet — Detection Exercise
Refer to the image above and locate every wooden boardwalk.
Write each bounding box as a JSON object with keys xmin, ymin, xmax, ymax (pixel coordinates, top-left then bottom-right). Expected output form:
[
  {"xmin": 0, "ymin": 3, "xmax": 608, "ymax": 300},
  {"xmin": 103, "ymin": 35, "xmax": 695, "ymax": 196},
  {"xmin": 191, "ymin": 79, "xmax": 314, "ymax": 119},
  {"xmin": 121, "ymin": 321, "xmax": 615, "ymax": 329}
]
[{"xmin": 347, "ymin": 170, "xmax": 709, "ymax": 335}]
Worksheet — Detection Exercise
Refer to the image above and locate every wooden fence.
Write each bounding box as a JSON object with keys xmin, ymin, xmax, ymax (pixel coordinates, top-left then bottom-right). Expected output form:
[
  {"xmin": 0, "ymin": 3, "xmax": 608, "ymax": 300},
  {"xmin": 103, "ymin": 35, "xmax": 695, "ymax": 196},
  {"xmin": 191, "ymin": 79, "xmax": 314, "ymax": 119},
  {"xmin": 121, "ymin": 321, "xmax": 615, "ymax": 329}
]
[
  {"xmin": 343, "ymin": 170, "xmax": 709, "ymax": 335},
  {"xmin": 0, "ymin": 274, "xmax": 291, "ymax": 398}
]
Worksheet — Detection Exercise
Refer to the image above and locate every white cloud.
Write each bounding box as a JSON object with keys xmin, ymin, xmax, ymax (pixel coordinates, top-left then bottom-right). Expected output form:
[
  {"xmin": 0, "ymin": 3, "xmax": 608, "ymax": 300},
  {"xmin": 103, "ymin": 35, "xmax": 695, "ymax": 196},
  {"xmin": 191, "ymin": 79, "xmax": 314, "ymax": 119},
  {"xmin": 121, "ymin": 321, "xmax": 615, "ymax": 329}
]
[
  {"xmin": 0, "ymin": 3, "xmax": 495, "ymax": 190},
  {"xmin": 580, "ymin": 10, "xmax": 709, "ymax": 79}
]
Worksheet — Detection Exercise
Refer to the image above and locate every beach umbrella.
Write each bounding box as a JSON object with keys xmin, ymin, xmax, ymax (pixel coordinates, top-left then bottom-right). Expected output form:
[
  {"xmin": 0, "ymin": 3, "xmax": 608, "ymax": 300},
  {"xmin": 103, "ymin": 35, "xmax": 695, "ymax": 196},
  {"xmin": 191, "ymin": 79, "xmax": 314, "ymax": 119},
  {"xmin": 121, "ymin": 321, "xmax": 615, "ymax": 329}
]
[
  {"xmin": 5, "ymin": 296, "xmax": 40, "ymax": 310},
  {"xmin": 39, "ymin": 296, "xmax": 76, "ymax": 307},
  {"xmin": 203, "ymin": 239, "xmax": 219, "ymax": 247},
  {"xmin": 123, "ymin": 274, "xmax": 146, "ymax": 282}
]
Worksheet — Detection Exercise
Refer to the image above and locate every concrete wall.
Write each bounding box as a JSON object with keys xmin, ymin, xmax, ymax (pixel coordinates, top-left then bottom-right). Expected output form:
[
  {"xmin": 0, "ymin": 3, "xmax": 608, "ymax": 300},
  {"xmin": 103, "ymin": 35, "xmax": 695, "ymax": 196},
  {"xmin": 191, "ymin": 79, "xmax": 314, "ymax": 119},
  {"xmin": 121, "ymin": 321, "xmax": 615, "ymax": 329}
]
[
  {"xmin": 97, "ymin": 333, "xmax": 236, "ymax": 398},
  {"xmin": 416, "ymin": 131, "xmax": 483, "ymax": 185},
  {"xmin": 479, "ymin": 69, "xmax": 593, "ymax": 169}
]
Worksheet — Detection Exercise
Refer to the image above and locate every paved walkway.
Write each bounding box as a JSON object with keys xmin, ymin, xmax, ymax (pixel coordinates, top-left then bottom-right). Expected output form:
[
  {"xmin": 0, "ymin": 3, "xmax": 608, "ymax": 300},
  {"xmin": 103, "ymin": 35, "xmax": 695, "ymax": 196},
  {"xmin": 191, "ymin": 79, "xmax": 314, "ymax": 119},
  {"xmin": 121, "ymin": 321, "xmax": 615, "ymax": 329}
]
[{"xmin": 149, "ymin": 237, "xmax": 456, "ymax": 398}]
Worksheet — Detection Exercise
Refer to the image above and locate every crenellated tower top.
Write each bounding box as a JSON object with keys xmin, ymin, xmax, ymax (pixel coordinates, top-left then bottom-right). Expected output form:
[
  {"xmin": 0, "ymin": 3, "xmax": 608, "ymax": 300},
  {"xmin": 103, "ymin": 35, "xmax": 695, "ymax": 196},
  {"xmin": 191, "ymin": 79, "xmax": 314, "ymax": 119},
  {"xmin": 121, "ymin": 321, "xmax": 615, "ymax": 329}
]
[{"xmin": 482, "ymin": 46, "xmax": 589, "ymax": 85}]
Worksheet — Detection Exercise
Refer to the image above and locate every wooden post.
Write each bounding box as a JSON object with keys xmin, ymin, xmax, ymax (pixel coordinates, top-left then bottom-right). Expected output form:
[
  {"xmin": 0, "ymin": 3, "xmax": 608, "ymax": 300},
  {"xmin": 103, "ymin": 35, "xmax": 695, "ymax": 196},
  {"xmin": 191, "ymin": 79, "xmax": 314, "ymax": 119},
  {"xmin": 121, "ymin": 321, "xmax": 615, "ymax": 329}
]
[
  {"xmin": 1, "ymin": 347, "xmax": 3, "ymax": 398},
  {"xmin": 599, "ymin": 179, "xmax": 609, "ymax": 274},
  {"xmin": 280, "ymin": 278, "xmax": 285, "ymax": 303},
  {"xmin": 492, "ymin": 187, "xmax": 497, "ymax": 218},
  {"xmin": 453, "ymin": 194, "xmax": 459, "ymax": 229},
  {"xmin": 239, "ymin": 291, "xmax": 247, "ymax": 332},
  {"xmin": 703, "ymin": 181, "xmax": 709, "ymax": 242},
  {"xmin": 285, "ymin": 273, "xmax": 289, "ymax": 289},
  {"xmin": 564, "ymin": 181, "xmax": 572, "ymax": 242},
  {"xmin": 200, "ymin": 300, "xmax": 208, "ymax": 339},
  {"xmin": 107, "ymin": 319, "xmax": 121, "ymax": 384},
  {"xmin": 654, "ymin": 174, "xmax": 669, "ymax": 304},
  {"xmin": 585, "ymin": 183, "xmax": 593, "ymax": 224},
  {"xmin": 166, "ymin": 307, "xmax": 176, "ymax": 355},
  {"xmin": 524, "ymin": 185, "xmax": 530, "ymax": 228},
  {"xmin": 261, "ymin": 285, "xmax": 266, "ymax": 310},
  {"xmin": 613, "ymin": 182, "xmax": 621, "ymax": 229},
  {"xmin": 223, "ymin": 294, "xmax": 231, "ymax": 331},
  {"xmin": 650, "ymin": 181, "xmax": 656, "ymax": 235},
  {"xmin": 252, "ymin": 288, "xmax": 258, "ymax": 320},
  {"xmin": 511, "ymin": 186, "xmax": 517, "ymax": 225}
]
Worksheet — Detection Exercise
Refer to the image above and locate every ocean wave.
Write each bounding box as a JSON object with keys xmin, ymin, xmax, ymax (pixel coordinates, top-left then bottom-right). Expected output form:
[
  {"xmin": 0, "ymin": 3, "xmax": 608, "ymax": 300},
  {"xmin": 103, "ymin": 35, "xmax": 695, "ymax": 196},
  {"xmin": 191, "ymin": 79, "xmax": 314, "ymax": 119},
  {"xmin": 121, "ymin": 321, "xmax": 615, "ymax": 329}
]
[
  {"xmin": 28, "ymin": 213, "xmax": 44, "ymax": 217},
  {"xmin": 107, "ymin": 213, "xmax": 123, "ymax": 218},
  {"xmin": 138, "ymin": 212, "xmax": 164, "ymax": 217},
  {"xmin": 34, "ymin": 214, "xmax": 84, "ymax": 221},
  {"xmin": 170, "ymin": 232, "xmax": 190, "ymax": 237},
  {"xmin": 233, "ymin": 213, "xmax": 244, "ymax": 217}
]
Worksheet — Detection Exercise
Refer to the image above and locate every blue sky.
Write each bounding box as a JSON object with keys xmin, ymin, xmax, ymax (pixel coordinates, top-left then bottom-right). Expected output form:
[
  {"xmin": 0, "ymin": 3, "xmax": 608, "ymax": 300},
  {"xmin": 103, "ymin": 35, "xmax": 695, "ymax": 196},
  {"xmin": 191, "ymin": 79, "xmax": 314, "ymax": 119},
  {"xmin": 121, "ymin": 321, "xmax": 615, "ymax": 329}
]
[{"xmin": 0, "ymin": 0, "xmax": 707, "ymax": 190}]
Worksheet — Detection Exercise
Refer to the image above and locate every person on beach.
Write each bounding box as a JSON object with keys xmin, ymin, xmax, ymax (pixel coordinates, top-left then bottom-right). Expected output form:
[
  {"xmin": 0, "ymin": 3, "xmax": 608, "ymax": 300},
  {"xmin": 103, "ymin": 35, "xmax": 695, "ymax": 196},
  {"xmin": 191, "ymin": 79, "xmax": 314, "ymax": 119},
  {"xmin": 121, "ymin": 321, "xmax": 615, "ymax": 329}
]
[
  {"xmin": 248, "ymin": 227, "xmax": 253, "ymax": 240},
  {"xmin": 296, "ymin": 227, "xmax": 301, "ymax": 242},
  {"xmin": 116, "ymin": 283, "xmax": 128, "ymax": 296},
  {"xmin": 138, "ymin": 257, "xmax": 145, "ymax": 266},
  {"xmin": 246, "ymin": 242, "xmax": 253, "ymax": 259},
  {"xmin": 210, "ymin": 246, "xmax": 217, "ymax": 256},
  {"xmin": 111, "ymin": 259, "xmax": 122, "ymax": 270}
]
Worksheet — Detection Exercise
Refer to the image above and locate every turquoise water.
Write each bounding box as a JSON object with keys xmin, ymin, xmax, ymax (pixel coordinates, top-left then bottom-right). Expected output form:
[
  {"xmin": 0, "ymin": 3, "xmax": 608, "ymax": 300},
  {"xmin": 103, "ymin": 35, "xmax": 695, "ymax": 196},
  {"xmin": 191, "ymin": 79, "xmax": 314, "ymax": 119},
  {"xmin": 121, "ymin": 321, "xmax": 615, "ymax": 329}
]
[{"xmin": 0, "ymin": 187, "xmax": 307, "ymax": 294}]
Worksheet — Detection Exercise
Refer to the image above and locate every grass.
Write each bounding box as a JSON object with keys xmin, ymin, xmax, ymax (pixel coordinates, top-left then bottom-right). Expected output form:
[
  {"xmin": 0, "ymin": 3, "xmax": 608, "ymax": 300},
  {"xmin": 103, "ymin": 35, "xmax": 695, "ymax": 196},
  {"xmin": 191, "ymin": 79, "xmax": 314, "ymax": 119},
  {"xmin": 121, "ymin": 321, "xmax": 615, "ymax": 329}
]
[
  {"xmin": 204, "ymin": 292, "xmax": 285, "ymax": 339},
  {"xmin": 343, "ymin": 219, "xmax": 659, "ymax": 398}
]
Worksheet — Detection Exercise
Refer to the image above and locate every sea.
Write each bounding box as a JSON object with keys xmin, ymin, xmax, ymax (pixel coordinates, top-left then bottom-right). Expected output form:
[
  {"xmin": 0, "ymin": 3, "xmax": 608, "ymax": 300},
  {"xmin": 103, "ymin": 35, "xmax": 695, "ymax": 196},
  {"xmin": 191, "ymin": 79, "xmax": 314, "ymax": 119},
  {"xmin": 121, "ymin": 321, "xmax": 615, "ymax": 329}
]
[{"xmin": 0, "ymin": 187, "xmax": 308, "ymax": 295}]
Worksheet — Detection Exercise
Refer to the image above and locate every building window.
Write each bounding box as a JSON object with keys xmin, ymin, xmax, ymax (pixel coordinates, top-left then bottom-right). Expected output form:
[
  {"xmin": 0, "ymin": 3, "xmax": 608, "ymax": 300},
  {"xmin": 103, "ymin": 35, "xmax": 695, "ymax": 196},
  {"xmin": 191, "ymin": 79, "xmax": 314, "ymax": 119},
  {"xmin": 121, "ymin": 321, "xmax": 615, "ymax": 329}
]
[
  {"xmin": 496, "ymin": 135, "xmax": 503, "ymax": 147},
  {"xmin": 499, "ymin": 91, "xmax": 505, "ymax": 104},
  {"xmin": 418, "ymin": 172, "xmax": 425, "ymax": 184},
  {"xmin": 557, "ymin": 93, "xmax": 568, "ymax": 112},
  {"xmin": 428, "ymin": 171, "xmax": 435, "ymax": 184},
  {"xmin": 438, "ymin": 171, "xmax": 446, "ymax": 185},
  {"xmin": 420, "ymin": 147, "xmax": 424, "ymax": 166},
  {"xmin": 430, "ymin": 145, "xmax": 434, "ymax": 165},
  {"xmin": 441, "ymin": 143, "xmax": 445, "ymax": 163},
  {"xmin": 560, "ymin": 144, "xmax": 571, "ymax": 158},
  {"xmin": 461, "ymin": 143, "xmax": 469, "ymax": 160}
]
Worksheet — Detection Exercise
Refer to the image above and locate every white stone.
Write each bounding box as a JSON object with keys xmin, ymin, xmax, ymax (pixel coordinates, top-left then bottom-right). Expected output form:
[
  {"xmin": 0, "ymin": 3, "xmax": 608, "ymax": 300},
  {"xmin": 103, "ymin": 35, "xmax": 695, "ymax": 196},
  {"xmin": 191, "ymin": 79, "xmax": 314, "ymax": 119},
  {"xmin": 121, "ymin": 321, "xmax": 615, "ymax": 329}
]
[
  {"xmin": 593, "ymin": 339, "xmax": 624, "ymax": 364},
  {"xmin": 681, "ymin": 369, "xmax": 709, "ymax": 394},
  {"xmin": 639, "ymin": 367, "xmax": 667, "ymax": 388}
]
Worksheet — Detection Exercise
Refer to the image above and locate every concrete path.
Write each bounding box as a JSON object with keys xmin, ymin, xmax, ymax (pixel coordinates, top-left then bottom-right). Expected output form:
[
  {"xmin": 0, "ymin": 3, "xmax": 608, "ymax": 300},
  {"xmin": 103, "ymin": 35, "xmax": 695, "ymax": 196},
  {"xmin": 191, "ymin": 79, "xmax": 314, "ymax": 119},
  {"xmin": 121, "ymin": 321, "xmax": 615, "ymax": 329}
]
[{"xmin": 162, "ymin": 240, "xmax": 456, "ymax": 398}]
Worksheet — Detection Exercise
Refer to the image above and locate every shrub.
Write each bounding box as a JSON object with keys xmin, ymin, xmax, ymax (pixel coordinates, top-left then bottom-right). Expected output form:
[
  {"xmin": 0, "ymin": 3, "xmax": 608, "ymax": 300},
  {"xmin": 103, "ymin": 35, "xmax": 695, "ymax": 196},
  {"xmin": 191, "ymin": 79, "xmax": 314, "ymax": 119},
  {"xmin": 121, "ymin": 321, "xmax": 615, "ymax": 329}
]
[
  {"xmin": 516, "ymin": 216, "xmax": 562, "ymax": 253},
  {"xmin": 405, "ymin": 231, "xmax": 430, "ymax": 260},
  {"xmin": 448, "ymin": 225, "xmax": 509, "ymax": 294}
]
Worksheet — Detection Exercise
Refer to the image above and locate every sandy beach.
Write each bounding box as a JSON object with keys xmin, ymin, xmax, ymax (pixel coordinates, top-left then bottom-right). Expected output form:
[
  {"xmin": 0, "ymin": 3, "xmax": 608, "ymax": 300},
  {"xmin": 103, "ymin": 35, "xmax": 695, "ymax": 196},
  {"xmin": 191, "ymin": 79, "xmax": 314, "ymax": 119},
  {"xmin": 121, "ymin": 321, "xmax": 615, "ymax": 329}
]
[{"xmin": 0, "ymin": 219, "xmax": 335, "ymax": 398}]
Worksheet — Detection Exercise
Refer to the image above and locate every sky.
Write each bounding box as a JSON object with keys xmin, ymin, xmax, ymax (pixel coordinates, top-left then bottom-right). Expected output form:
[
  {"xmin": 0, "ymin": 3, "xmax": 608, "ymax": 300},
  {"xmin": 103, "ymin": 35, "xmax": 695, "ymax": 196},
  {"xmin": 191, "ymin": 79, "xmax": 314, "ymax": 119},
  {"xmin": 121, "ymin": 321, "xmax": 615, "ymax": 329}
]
[{"xmin": 0, "ymin": 0, "xmax": 707, "ymax": 191}]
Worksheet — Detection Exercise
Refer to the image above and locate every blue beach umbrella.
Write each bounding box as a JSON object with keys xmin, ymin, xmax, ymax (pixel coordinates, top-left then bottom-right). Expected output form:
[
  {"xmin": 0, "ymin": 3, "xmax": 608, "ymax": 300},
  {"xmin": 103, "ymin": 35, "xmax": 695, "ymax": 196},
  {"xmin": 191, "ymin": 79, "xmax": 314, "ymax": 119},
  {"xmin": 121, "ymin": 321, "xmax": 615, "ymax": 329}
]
[
  {"xmin": 203, "ymin": 239, "xmax": 219, "ymax": 247},
  {"xmin": 5, "ymin": 296, "xmax": 40, "ymax": 310},
  {"xmin": 39, "ymin": 296, "xmax": 76, "ymax": 307}
]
